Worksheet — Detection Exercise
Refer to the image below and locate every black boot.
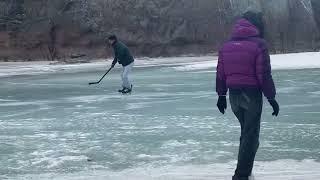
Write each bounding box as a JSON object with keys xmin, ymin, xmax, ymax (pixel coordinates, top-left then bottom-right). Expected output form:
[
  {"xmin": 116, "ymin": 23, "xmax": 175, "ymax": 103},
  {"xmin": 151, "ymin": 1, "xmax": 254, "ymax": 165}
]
[
  {"xmin": 122, "ymin": 85, "xmax": 133, "ymax": 94},
  {"xmin": 232, "ymin": 175, "xmax": 249, "ymax": 180},
  {"xmin": 118, "ymin": 87, "xmax": 126, "ymax": 93}
]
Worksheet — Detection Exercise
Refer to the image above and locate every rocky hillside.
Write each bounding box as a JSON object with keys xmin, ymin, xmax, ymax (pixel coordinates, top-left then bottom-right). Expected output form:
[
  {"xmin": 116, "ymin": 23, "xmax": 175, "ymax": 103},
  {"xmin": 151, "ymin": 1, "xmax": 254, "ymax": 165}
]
[{"xmin": 0, "ymin": 0, "xmax": 319, "ymax": 61}]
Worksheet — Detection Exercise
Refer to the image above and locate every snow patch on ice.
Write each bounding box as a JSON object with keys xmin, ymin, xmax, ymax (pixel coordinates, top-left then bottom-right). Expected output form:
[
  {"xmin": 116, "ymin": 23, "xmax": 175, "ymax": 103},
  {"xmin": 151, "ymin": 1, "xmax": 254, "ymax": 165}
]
[
  {"xmin": 14, "ymin": 159, "xmax": 320, "ymax": 180},
  {"xmin": 30, "ymin": 155, "xmax": 88, "ymax": 168},
  {"xmin": 173, "ymin": 61, "xmax": 214, "ymax": 71}
]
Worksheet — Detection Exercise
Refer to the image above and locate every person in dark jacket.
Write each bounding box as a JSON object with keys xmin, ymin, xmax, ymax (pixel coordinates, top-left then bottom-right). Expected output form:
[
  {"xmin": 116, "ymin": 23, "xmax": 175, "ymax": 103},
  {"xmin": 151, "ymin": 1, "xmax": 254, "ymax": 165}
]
[
  {"xmin": 108, "ymin": 35, "xmax": 135, "ymax": 94},
  {"xmin": 216, "ymin": 11, "xmax": 280, "ymax": 180}
]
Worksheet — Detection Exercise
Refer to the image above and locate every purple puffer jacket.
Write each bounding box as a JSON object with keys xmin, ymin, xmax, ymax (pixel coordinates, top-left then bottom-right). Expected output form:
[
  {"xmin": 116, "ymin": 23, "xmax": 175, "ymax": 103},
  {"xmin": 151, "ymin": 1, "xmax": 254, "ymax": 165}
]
[{"xmin": 216, "ymin": 19, "xmax": 276, "ymax": 99}]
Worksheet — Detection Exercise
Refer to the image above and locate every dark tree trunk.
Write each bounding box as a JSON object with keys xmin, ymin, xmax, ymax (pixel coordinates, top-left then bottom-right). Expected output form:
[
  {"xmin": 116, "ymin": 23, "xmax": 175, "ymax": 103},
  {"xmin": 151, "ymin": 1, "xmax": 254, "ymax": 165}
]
[{"xmin": 48, "ymin": 19, "xmax": 57, "ymax": 61}]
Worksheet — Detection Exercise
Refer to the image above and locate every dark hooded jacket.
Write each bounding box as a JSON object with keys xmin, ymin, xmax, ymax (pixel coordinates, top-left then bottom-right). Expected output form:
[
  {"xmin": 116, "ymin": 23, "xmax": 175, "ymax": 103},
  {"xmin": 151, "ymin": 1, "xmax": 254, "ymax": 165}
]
[{"xmin": 112, "ymin": 41, "xmax": 134, "ymax": 67}]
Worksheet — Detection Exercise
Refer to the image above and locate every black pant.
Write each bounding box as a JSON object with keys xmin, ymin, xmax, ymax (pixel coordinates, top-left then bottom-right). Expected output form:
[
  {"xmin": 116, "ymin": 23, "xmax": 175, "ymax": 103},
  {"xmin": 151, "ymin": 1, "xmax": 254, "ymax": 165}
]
[{"xmin": 229, "ymin": 88, "xmax": 263, "ymax": 179}]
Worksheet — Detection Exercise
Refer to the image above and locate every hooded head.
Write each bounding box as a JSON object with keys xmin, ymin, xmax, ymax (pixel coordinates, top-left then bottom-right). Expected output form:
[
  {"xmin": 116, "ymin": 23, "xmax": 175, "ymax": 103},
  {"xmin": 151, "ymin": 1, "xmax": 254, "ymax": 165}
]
[
  {"xmin": 231, "ymin": 11, "xmax": 265, "ymax": 39},
  {"xmin": 242, "ymin": 11, "xmax": 265, "ymax": 38},
  {"xmin": 107, "ymin": 35, "xmax": 118, "ymax": 46}
]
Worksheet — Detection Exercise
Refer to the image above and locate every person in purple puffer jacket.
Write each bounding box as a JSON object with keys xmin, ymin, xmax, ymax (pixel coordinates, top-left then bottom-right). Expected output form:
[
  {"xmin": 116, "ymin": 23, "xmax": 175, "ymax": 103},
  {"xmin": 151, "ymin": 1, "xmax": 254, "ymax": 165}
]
[{"xmin": 216, "ymin": 11, "xmax": 280, "ymax": 180}]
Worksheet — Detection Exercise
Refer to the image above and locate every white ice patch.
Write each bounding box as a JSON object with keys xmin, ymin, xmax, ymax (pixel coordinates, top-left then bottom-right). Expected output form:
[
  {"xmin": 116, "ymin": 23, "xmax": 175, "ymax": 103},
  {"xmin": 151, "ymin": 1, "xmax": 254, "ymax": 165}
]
[
  {"xmin": 173, "ymin": 61, "xmax": 215, "ymax": 71},
  {"xmin": 0, "ymin": 98, "xmax": 17, "ymax": 102},
  {"xmin": 30, "ymin": 155, "xmax": 89, "ymax": 168},
  {"xmin": 16, "ymin": 159, "xmax": 320, "ymax": 180}
]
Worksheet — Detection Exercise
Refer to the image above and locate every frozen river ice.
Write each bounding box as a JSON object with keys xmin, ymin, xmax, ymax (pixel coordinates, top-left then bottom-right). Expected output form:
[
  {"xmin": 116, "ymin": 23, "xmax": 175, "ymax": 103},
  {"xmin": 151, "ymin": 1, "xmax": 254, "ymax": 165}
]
[{"xmin": 1, "ymin": 56, "xmax": 320, "ymax": 179}]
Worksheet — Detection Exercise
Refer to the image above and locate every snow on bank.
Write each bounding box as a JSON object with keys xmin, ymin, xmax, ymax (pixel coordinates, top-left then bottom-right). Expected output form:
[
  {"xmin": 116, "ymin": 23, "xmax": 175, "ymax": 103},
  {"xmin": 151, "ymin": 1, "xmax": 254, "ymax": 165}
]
[
  {"xmin": 173, "ymin": 52, "xmax": 320, "ymax": 71},
  {"xmin": 271, "ymin": 52, "xmax": 320, "ymax": 70},
  {"xmin": 0, "ymin": 52, "xmax": 320, "ymax": 77},
  {"xmin": 13, "ymin": 159, "xmax": 320, "ymax": 180},
  {"xmin": 0, "ymin": 60, "xmax": 107, "ymax": 78},
  {"xmin": 0, "ymin": 56, "xmax": 213, "ymax": 78}
]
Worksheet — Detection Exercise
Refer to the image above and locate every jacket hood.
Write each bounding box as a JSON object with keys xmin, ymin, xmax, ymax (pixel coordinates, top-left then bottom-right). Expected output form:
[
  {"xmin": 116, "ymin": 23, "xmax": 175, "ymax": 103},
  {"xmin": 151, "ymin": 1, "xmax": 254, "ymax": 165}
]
[
  {"xmin": 112, "ymin": 40, "xmax": 119, "ymax": 47},
  {"xmin": 231, "ymin": 19, "xmax": 260, "ymax": 38}
]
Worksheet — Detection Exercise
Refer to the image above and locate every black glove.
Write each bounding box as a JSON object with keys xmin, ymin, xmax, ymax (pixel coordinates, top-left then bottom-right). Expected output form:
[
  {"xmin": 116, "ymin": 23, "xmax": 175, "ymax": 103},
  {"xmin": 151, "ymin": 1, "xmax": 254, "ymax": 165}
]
[
  {"xmin": 217, "ymin": 96, "xmax": 227, "ymax": 114},
  {"xmin": 111, "ymin": 63, "xmax": 116, "ymax": 68},
  {"xmin": 268, "ymin": 99, "xmax": 279, "ymax": 116}
]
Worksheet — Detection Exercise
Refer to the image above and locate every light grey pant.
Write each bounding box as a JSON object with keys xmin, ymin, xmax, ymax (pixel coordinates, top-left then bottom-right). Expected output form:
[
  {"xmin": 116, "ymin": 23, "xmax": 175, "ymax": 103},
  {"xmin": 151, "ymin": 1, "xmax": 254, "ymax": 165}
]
[{"xmin": 121, "ymin": 62, "xmax": 134, "ymax": 89}]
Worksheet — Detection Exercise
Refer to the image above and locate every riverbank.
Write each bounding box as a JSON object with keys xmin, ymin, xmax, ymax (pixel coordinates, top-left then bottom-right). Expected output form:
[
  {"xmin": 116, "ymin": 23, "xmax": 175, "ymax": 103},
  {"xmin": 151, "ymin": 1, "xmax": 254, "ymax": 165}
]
[{"xmin": 1, "ymin": 52, "xmax": 320, "ymax": 78}]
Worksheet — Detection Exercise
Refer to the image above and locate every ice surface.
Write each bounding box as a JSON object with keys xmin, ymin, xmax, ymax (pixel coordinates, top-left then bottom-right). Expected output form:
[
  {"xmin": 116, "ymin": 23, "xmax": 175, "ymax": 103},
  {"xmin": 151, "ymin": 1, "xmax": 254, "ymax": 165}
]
[
  {"xmin": 1, "ymin": 53, "xmax": 320, "ymax": 179},
  {"xmin": 11, "ymin": 160, "xmax": 320, "ymax": 180}
]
